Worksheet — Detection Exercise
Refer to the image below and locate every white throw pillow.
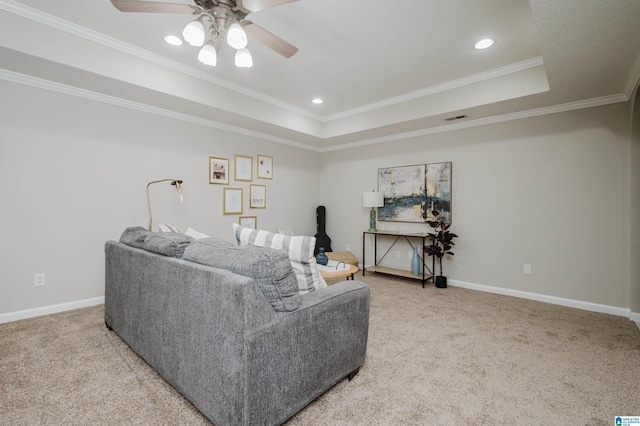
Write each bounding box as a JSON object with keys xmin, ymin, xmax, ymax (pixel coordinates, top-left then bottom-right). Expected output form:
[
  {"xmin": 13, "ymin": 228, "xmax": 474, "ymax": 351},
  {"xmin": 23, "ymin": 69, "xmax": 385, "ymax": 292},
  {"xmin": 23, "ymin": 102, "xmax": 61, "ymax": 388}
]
[
  {"xmin": 159, "ymin": 223, "xmax": 181, "ymax": 233},
  {"xmin": 232, "ymin": 223, "xmax": 327, "ymax": 294},
  {"xmin": 185, "ymin": 227, "xmax": 210, "ymax": 240},
  {"xmin": 159, "ymin": 224, "xmax": 210, "ymax": 240}
]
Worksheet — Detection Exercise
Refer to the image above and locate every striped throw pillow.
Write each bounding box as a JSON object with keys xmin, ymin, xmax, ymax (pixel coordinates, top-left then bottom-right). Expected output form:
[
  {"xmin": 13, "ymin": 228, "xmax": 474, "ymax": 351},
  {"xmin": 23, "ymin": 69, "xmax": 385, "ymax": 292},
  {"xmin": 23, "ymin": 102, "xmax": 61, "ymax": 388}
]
[{"xmin": 233, "ymin": 223, "xmax": 327, "ymax": 294}]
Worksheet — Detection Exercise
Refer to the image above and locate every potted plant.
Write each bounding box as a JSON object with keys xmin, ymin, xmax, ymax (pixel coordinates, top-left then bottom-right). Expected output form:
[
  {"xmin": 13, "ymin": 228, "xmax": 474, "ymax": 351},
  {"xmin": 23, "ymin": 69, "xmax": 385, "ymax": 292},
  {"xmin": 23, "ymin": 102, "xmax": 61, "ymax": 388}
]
[{"xmin": 423, "ymin": 210, "xmax": 458, "ymax": 288}]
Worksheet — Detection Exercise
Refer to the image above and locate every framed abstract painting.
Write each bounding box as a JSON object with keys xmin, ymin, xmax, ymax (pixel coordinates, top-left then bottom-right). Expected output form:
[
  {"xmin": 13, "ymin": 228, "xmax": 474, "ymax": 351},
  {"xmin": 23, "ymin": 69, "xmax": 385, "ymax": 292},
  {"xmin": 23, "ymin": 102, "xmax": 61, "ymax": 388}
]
[
  {"xmin": 425, "ymin": 162, "xmax": 452, "ymax": 223},
  {"xmin": 378, "ymin": 162, "xmax": 452, "ymax": 224}
]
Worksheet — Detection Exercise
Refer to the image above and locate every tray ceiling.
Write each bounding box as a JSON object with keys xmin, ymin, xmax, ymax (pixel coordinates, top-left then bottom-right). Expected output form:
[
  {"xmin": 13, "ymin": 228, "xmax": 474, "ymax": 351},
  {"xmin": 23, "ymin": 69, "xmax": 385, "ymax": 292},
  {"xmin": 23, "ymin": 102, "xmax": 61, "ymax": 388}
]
[{"xmin": 1, "ymin": 0, "xmax": 639, "ymax": 151}]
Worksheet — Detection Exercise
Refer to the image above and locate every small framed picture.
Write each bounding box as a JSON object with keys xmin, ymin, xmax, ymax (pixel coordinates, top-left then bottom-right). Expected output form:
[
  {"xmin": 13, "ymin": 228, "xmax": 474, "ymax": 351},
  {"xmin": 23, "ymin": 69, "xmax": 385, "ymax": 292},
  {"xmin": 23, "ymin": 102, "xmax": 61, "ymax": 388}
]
[
  {"xmin": 257, "ymin": 154, "xmax": 273, "ymax": 179},
  {"xmin": 250, "ymin": 184, "xmax": 266, "ymax": 208},
  {"xmin": 223, "ymin": 187, "xmax": 243, "ymax": 214},
  {"xmin": 239, "ymin": 216, "xmax": 257, "ymax": 229},
  {"xmin": 234, "ymin": 155, "xmax": 252, "ymax": 182},
  {"xmin": 209, "ymin": 157, "xmax": 229, "ymax": 185}
]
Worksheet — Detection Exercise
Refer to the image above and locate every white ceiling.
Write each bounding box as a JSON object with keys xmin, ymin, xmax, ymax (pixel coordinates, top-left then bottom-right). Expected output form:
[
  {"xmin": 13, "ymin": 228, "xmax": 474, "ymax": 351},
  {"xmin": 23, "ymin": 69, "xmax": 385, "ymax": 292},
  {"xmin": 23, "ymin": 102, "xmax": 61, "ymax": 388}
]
[{"xmin": 1, "ymin": 0, "xmax": 640, "ymax": 151}]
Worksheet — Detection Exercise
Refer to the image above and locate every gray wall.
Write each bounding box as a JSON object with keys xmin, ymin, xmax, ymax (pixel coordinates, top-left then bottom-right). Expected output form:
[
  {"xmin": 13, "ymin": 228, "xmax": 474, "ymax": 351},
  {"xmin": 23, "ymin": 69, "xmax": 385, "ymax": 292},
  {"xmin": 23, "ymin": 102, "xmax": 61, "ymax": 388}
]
[
  {"xmin": 1, "ymin": 78, "xmax": 637, "ymax": 318},
  {"xmin": 320, "ymin": 103, "xmax": 632, "ymax": 309},
  {"xmin": 0, "ymin": 80, "xmax": 322, "ymax": 314}
]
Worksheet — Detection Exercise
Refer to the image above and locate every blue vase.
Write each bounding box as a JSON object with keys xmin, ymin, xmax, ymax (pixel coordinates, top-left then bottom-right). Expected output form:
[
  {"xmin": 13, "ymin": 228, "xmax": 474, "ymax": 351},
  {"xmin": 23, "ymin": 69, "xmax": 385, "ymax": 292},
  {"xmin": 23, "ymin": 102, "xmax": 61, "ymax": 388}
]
[
  {"xmin": 316, "ymin": 247, "xmax": 329, "ymax": 266},
  {"xmin": 412, "ymin": 245, "xmax": 420, "ymax": 275}
]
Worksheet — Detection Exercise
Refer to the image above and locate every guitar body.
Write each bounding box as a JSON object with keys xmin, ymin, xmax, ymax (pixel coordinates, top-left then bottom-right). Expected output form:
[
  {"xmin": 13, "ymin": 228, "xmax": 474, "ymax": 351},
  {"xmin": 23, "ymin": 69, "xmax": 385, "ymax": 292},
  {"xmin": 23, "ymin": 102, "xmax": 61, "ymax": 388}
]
[{"xmin": 314, "ymin": 205, "xmax": 332, "ymax": 255}]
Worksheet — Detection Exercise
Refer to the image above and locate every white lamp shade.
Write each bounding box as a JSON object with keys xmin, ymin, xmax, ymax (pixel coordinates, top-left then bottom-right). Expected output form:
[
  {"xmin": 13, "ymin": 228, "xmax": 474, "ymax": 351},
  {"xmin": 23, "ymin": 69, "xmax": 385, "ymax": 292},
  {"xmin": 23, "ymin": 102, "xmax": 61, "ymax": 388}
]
[
  {"xmin": 363, "ymin": 191, "xmax": 384, "ymax": 208},
  {"xmin": 183, "ymin": 19, "xmax": 205, "ymax": 46},
  {"xmin": 227, "ymin": 22, "xmax": 248, "ymax": 49},
  {"xmin": 198, "ymin": 42, "xmax": 217, "ymax": 66},
  {"xmin": 235, "ymin": 48, "xmax": 253, "ymax": 68}
]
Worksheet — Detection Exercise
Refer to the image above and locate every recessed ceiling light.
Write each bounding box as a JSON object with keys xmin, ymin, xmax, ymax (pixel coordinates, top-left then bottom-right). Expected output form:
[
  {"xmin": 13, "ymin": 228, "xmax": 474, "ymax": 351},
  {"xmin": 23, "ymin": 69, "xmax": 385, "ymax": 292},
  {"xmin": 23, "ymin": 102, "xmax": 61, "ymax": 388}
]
[
  {"xmin": 475, "ymin": 38, "xmax": 494, "ymax": 50},
  {"xmin": 312, "ymin": 98, "xmax": 324, "ymax": 104},
  {"xmin": 164, "ymin": 35, "xmax": 183, "ymax": 46}
]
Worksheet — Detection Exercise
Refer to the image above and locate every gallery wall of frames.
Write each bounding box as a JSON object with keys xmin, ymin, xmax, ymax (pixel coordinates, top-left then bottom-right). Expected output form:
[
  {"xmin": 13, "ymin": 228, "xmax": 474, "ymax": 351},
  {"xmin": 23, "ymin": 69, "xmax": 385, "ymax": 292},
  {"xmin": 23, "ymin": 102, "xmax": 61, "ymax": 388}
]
[{"xmin": 209, "ymin": 153, "xmax": 273, "ymax": 229}]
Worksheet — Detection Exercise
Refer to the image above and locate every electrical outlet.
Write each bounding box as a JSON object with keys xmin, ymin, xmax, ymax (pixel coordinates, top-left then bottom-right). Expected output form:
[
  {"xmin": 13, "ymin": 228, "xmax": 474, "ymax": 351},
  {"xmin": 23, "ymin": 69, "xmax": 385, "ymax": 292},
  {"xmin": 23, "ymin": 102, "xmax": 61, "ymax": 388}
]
[
  {"xmin": 524, "ymin": 264, "xmax": 532, "ymax": 275},
  {"xmin": 34, "ymin": 273, "xmax": 46, "ymax": 287},
  {"xmin": 396, "ymin": 250, "xmax": 401, "ymax": 258},
  {"xmin": 408, "ymin": 251, "xmax": 413, "ymax": 259},
  {"xmin": 346, "ymin": 243, "xmax": 351, "ymax": 251}
]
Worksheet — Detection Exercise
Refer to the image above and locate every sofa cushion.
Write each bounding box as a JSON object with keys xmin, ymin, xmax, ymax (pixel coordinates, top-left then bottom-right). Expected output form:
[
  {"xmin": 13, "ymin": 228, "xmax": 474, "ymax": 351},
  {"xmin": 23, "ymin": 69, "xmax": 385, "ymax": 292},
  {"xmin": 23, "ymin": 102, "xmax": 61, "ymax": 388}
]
[
  {"xmin": 232, "ymin": 224, "xmax": 327, "ymax": 294},
  {"xmin": 143, "ymin": 232, "xmax": 194, "ymax": 258},
  {"xmin": 119, "ymin": 226, "xmax": 153, "ymax": 249},
  {"xmin": 182, "ymin": 237, "xmax": 301, "ymax": 312}
]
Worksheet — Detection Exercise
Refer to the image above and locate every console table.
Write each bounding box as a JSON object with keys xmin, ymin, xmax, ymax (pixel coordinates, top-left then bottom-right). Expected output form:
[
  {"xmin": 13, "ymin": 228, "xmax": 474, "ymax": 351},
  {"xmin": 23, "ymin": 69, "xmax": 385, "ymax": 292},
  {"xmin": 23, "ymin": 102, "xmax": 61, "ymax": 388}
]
[{"xmin": 362, "ymin": 230, "xmax": 435, "ymax": 288}]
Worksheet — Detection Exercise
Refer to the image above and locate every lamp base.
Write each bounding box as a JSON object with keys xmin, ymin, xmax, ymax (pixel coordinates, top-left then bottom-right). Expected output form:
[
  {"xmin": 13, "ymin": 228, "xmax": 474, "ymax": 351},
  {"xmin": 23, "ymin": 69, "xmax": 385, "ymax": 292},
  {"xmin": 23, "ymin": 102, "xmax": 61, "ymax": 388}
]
[{"xmin": 368, "ymin": 208, "xmax": 378, "ymax": 232}]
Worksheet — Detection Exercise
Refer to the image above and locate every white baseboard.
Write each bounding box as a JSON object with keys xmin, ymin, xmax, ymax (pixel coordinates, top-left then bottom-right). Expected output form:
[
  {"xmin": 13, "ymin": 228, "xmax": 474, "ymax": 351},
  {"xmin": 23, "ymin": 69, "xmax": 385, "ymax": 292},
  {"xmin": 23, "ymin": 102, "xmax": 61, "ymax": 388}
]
[
  {"xmin": 448, "ymin": 279, "xmax": 632, "ymax": 318},
  {"xmin": 0, "ymin": 297, "xmax": 105, "ymax": 324},
  {"xmin": 358, "ymin": 269, "xmax": 639, "ymax": 321},
  {"xmin": 629, "ymin": 312, "xmax": 640, "ymax": 331},
  {"xmin": 2, "ymin": 278, "xmax": 640, "ymax": 329}
]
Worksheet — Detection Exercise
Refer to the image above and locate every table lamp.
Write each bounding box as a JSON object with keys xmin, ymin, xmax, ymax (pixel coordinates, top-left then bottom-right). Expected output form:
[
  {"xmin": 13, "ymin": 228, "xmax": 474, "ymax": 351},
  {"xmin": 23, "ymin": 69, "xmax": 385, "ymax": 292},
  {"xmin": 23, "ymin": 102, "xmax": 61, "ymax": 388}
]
[{"xmin": 363, "ymin": 190, "xmax": 384, "ymax": 232}]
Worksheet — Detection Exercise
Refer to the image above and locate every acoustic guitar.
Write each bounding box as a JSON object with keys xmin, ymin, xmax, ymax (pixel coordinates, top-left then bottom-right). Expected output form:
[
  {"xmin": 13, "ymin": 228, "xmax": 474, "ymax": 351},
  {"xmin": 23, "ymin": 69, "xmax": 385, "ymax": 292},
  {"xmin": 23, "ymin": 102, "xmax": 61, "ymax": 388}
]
[{"xmin": 314, "ymin": 205, "xmax": 332, "ymax": 255}]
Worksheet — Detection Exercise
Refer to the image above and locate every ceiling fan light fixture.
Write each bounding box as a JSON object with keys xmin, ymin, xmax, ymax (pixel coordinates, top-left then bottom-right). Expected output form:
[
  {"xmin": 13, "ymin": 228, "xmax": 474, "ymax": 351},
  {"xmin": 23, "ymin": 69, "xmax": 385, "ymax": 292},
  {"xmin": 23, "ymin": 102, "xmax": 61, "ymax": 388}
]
[
  {"xmin": 183, "ymin": 16, "xmax": 206, "ymax": 47},
  {"xmin": 198, "ymin": 42, "xmax": 217, "ymax": 66},
  {"xmin": 227, "ymin": 22, "xmax": 248, "ymax": 50},
  {"xmin": 235, "ymin": 48, "xmax": 253, "ymax": 68},
  {"xmin": 110, "ymin": 0, "xmax": 301, "ymax": 70}
]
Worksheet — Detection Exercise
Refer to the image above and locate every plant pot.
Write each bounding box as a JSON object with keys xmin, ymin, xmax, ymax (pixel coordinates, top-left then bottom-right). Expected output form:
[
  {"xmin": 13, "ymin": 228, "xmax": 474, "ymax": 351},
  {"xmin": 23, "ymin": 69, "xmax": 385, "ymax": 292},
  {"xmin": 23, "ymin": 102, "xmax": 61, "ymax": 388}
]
[{"xmin": 435, "ymin": 275, "xmax": 447, "ymax": 288}]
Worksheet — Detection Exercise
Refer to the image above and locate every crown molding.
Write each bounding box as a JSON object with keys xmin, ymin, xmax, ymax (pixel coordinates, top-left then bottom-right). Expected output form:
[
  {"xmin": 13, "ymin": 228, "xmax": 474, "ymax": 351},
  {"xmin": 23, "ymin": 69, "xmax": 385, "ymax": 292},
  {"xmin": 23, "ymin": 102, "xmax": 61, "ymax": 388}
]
[
  {"xmin": 2, "ymin": 67, "xmax": 629, "ymax": 154},
  {"xmin": 0, "ymin": 0, "xmax": 548, "ymax": 125},
  {"xmin": 320, "ymin": 93, "xmax": 629, "ymax": 152},
  {"xmin": 0, "ymin": 0, "xmax": 323, "ymax": 121},
  {"xmin": 322, "ymin": 57, "xmax": 545, "ymax": 122},
  {"xmin": 1, "ymin": 0, "xmax": 633, "ymax": 153},
  {"xmin": 0, "ymin": 69, "xmax": 322, "ymax": 152}
]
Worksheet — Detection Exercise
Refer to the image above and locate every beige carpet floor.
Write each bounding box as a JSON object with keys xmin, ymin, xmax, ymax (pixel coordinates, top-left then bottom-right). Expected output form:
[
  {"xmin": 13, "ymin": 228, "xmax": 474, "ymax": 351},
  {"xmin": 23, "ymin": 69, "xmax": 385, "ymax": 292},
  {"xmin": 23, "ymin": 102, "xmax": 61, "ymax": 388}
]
[{"xmin": 2, "ymin": 274, "xmax": 640, "ymax": 425}]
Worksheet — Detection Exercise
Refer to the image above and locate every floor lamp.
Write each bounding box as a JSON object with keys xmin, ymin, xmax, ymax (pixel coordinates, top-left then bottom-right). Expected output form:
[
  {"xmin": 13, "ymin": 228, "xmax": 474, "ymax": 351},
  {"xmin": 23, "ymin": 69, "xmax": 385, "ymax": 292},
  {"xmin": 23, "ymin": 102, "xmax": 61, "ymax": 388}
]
[{"xmin": 146, "ymin": 179, "xmax": 185, "ymax": 232}]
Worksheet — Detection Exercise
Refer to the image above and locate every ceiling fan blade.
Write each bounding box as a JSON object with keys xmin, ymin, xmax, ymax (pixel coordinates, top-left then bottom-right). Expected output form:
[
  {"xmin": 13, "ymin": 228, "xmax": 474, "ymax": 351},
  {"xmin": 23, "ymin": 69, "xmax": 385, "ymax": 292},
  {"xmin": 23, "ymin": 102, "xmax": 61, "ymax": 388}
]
[
  {"xmin": 240, "ymin": 0, "xmax": 299, "ymax": 13},
  {"xmin": 242, "ymin": 20, "xmax": 298, "ymax": 58},
  {"xmin": 110, "ymin": 0, "xmax": 201, "ymax": 14}
]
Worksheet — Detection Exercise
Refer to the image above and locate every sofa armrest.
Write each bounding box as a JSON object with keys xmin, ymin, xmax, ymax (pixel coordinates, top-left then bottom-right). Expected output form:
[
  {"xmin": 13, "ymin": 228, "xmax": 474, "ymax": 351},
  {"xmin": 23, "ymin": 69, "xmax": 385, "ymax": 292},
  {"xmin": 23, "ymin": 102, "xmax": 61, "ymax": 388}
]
[{"xmin": 243, "ymin": 280, "xmax": 370, "ymax": 425}]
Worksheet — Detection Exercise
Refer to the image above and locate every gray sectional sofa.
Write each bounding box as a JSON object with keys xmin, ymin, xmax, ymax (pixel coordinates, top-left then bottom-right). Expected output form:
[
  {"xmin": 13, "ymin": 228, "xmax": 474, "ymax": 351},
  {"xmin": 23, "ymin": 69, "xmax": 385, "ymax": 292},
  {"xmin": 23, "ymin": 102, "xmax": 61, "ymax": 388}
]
[{"xmin": 104, "ymin": 229, "xmax": 370, "ymax": 426}]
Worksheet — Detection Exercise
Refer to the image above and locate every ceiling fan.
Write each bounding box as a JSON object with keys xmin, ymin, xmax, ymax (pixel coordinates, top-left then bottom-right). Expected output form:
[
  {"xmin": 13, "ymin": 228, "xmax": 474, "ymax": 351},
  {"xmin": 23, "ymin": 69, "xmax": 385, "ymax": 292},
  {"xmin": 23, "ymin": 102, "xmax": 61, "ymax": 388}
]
[{"xmin": 110, "ymin": 0, "xmax": 299, "ymax": 68}]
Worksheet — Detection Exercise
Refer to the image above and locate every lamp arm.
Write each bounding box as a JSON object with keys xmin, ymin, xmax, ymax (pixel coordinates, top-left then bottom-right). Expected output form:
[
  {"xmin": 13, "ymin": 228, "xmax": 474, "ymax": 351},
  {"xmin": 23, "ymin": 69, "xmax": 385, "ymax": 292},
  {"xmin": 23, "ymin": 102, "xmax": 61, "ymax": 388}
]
[{"xmin": 146, "ymin": 179, "xmax": 183, "ymax": 232}]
